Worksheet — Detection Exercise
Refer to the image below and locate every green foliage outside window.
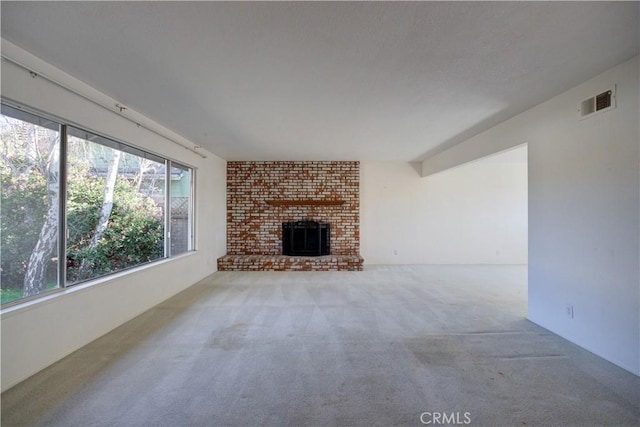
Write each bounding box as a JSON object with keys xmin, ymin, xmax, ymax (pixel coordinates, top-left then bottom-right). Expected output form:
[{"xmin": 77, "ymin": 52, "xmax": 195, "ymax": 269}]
[
  {"xmin": 65, "ymin": 176, "xmax": 164, "ymax": 284},
  {"xmin": 1, "ymin": 109, "xmax": 172, "ymax": 305},
  {"xmin": 0, "ymin": 168, "xmax": 53, "ymax": 299},
  {"xmin": 1, "ymin": 170, "xmax": 164, "ymax": 303}
]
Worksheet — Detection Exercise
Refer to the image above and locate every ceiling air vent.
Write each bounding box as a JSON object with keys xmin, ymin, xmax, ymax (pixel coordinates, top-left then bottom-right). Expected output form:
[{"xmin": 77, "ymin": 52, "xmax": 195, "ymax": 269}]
[{"xmin": 579, "ymin": 85, "xmax": 616, "ymax": 119}]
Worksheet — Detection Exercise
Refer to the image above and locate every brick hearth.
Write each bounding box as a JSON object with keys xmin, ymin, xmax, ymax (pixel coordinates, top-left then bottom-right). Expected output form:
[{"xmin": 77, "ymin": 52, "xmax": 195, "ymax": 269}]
[
  {"xmin": 217, "ymin": 161, "xmax": 363, "ymax": 271},
  {"xmin": 217, "ymin": 255, "xmax": 364, "ymax": 271}
]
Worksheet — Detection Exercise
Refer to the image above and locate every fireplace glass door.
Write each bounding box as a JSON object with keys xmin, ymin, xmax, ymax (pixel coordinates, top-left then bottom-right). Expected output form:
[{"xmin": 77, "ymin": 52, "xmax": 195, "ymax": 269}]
[{"xmin": 282, "ymin": 221, "xmax": 330, "ymax": 256}]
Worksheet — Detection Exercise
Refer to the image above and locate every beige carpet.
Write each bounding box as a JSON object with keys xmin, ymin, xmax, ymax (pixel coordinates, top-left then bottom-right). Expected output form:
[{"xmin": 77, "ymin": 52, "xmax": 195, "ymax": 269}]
[{"xmin": 2, "ymin": 265, "xmax": 638, "ymax": 426}]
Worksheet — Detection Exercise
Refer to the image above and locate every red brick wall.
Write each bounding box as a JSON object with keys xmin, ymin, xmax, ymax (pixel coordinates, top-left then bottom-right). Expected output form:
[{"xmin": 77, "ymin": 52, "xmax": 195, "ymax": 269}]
[{"xmin": 226, "ymin": 161, "xmax": 360, "ymax": 255}]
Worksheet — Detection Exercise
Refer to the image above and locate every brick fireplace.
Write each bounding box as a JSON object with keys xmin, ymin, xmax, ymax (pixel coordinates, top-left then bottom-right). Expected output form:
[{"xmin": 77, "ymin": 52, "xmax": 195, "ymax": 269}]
[{"xmin": 217, "ymin": 161, "xmax": 364, "ymax": 271}]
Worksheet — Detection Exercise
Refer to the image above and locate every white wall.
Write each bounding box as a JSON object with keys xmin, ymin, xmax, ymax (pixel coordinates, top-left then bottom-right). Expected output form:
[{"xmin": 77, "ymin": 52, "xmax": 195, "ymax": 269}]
[
  {"xmin": 361, "ymin": 147, "xmax": 528, "ymax": 265},
  {"xmin": 422, "ymin": 56, "xmax": 640, "ymax": 375},
  {"xmin": 0, "ymin": 57, "xmax": 227, "ymax": 391}
]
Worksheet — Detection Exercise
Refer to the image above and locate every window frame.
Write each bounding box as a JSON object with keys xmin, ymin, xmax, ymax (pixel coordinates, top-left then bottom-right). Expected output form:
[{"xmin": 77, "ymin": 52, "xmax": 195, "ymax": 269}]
[{"xmin": 1, "ymin": 100, "xmax": 197, "ymax": 307}]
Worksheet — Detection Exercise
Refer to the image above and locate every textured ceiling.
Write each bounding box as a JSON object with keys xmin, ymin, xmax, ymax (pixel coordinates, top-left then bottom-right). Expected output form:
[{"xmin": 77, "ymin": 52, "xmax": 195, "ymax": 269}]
[{"xmin": 1, "ymin": 2, "xmax": 638, "ymax": 161}]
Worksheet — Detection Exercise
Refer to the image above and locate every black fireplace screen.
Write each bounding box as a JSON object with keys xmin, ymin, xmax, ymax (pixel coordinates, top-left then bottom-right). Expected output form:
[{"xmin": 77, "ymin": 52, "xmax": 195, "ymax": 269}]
[{"xmin": 282, "ymin": 221, "xmax": 330, "ymax": 256}]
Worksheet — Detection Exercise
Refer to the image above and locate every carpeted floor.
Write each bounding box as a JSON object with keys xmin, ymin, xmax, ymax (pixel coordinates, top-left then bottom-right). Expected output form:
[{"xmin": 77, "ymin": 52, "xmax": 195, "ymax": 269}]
[{"xmin": 1, "ymin": 265, "xmax": 638, "ymax": 426}]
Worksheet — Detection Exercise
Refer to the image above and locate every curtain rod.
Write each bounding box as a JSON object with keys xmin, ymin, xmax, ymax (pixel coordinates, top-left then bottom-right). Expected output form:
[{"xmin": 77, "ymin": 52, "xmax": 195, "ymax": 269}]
[{"xmin": 1, "ymin": 42, "xmax": 207, "ymax": 159}]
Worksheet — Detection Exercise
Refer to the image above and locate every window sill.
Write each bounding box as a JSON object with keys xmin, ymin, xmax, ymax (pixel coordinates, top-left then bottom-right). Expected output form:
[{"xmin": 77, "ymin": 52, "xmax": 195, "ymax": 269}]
[{"xmin": 0, "ymin": 251, "xmax": 198, "ymax": 317}]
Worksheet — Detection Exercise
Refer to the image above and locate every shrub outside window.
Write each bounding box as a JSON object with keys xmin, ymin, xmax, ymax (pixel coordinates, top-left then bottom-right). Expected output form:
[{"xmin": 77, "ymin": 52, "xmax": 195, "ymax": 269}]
[
  {"xmin": 0, "ymin": 104, "xmax": 195, "ymax": 305},
  {"xmin": 1, "ymin": 107, "xmax": 61, "ymax": 302}
]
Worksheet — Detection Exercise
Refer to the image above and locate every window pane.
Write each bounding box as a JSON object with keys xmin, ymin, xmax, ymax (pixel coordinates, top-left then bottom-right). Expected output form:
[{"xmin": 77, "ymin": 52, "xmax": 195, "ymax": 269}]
[
  {"xmin": 66, "ymin": 129, "xmax": 165, "ymax": 284},
  {"xmin": 170, "ymin": 164, "xmax": 192, "ymax": 256},
  {"xmin": 1, "ymin": 106, "xmax": 60, "ymax": 304}
]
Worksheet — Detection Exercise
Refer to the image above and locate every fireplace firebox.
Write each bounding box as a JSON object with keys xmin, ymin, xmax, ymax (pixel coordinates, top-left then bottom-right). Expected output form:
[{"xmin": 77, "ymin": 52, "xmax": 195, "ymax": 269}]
[{"xmin": 282, "ymin": 221, "xmax": 330, "ymax": 256}]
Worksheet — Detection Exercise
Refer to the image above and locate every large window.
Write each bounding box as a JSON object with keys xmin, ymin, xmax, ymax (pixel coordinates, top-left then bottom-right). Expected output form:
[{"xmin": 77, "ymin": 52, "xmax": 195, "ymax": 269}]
[{"xmin": 0, "ymin": 104, "xmax": 195, "ymax": 305}]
